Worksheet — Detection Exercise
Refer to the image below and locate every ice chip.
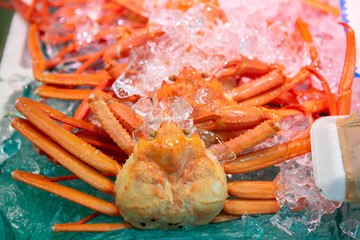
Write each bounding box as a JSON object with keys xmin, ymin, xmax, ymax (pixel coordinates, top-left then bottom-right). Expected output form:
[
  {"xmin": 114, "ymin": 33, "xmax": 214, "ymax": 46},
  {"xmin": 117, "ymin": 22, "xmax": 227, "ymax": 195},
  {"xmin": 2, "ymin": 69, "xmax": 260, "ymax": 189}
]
[
  {"xmin": 197, "ymin": 129, "xmax": 236, "ymax": 162},
  {"xmin": 132, "ymin": 97, "xmax": 195, "ymax": 140},
  {"xmin": 340, "ymin": 219, "xmax": 360, "ymax": 239},
  {"xmin": 272, "ymin": 154, "xmax": 342, "ymax": 234}
]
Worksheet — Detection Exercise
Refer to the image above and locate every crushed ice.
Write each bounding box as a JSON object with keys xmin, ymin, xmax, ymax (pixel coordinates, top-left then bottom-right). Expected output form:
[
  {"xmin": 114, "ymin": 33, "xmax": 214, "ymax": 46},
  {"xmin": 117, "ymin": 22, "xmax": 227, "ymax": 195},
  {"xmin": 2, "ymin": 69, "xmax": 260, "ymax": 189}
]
[
  {"xmin": 113, "ymin": 0, "xmax": 346, "ymax": 98},
  {"xmin": 132, "ymin": 96, "xmax": 195, "ymax": 141}
]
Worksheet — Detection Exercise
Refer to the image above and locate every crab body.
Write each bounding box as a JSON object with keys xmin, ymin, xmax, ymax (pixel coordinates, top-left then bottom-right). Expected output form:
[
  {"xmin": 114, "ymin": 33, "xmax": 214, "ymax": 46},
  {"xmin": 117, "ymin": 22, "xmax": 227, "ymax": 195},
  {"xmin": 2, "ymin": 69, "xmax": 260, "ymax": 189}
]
[{"xmin": 115, "ymin": 121, "xmax": 227, "ymax": 229}]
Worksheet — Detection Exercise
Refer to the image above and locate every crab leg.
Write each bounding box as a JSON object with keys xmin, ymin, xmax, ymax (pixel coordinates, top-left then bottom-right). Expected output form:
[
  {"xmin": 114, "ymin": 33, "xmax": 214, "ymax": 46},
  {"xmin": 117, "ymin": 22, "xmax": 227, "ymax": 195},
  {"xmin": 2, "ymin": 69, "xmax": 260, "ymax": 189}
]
[
  {"xmin": 39, "ymin": 71, "xmax": 111, "ymax": 86},
  {"xmin": 211, "ymin": 120, "xmax": 281, "ymax": 156},
  {"xmin": 223, "ymin": 199, "xmax": 280, "ymax": 215},
  {"xmin": 238, "ymin": 68, "xmax": 311, "ymax": 107},
  {"xmin": 299, "ymin": 0, "xmax": 340, "ymax": 17},
  {"xmin": 114, "ymin": 0, "xmax": 150, "ymax": 19},
  {"xmin": 105, "ymin": 60, "xmax": 128, "ymax": 79},
  {"xmin": 35, "ymin": 86, "xmax": 96, "ymax": 100},
  {"xmin": 74, "ymin": 79, "xmax": 114, "ymax": 120},
  {"xmin": 337, "ymin": 23, "xmax": 356, "ymax": 115},
  {"xmin": 194, "ymin": 106, "xmax": 280, "ymax": 131},
  {"xmin": 23, "ymin": 99, "xmax": 108, "ymax": 136},
  {"xmin": 228, "ymin": 181, "xmax": 276, "ymax": 200},
  {"xmin": 74, "ymin": 49, "xmax": 105, "ymax": 74},
  {"xmin": 28, "ymin": 23, "xmax": 46, "ymax": 81},
  {"xmin": 296, "ymin": 18, "xmax": 319, "ymax": 66},
  {"xmin": 305, "ymin": 68, "xmax": 337, "ymax": 115},
  {"xmin": 12, "ymin": 170, "xmax": 120, "ymax": 216},
  {"xmin": 11, "ymin": 118, "xmax": 115, "ymax": 194},
  {"xmin": 0, "ymin": 1, "xmax": 13, "ymax": 10},
  {"xmin": 15, "ymin": 97, "xmax": 121, "ymax": 175},
  {"xmin": 227, "ymin": 68, "xmax": 286, "ymax": 102},
  {"xmin": 52, "ymin": 222, "xmax": 133, "ymax": 232},
  {"xmin": 75, "ymin": 131, "xmax": 126, "ymax": 155},
  {"xmin": 103, "ymin": 25, "xmax": 164, "ymax": 62},
  {"xmin": 88, "ymin": 94, "xmax": 135, "ymax": 155},
  {"xmin": 215, "ymin": 56, "xmax": 270, "ymax": 80},
  {"xmin": 10, "ymin": 0, "xmax": 40, "ymax": 22},
  {"xmin": 40, "ymin": 0, "xmax": 49, "ymax": 19},
  {"xmin": 222, "ymin": 135, "xmax": 311, "ymax": 174}
]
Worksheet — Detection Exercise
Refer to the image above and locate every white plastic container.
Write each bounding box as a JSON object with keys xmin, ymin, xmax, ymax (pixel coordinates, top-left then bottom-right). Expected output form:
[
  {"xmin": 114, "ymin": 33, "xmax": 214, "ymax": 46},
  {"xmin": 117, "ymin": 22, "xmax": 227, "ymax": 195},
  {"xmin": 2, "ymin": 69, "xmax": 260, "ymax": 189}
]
[{"xmin": 311, "ymin": 115, "xmax": 347, "ymax": 202}]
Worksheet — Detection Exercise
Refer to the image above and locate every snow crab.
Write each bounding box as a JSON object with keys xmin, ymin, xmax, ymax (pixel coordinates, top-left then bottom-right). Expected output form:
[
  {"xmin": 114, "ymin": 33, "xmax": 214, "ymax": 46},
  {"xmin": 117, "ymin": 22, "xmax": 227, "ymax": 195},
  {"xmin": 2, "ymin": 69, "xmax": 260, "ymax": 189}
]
[{"xmin": 3, "ymin": 0, "xmax": 357, "ymax": 234}]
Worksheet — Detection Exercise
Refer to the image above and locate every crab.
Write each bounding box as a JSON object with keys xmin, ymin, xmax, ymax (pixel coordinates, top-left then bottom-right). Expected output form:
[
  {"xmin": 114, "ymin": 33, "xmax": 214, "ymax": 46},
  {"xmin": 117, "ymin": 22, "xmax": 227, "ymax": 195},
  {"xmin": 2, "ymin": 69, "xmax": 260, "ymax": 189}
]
[{"xmin": 11, "ymin": 68, "xmax": 293, "ymax": 231}]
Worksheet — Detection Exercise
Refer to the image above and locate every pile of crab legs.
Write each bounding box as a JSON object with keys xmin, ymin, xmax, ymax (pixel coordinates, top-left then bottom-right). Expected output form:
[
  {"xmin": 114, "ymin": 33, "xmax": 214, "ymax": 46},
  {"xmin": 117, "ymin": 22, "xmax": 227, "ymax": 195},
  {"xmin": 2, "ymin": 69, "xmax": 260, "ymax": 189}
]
[{"xmin": 1, "ymin": 0, "xmax": 356, "ymax": 232}]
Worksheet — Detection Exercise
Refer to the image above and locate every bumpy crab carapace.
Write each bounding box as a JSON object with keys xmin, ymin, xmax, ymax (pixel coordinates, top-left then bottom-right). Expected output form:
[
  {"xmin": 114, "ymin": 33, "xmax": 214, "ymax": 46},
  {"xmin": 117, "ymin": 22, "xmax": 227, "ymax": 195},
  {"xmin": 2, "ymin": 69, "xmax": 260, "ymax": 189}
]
[{"xmin": 116, "ymin": 121, "xmax": 227, "ymax": 229}]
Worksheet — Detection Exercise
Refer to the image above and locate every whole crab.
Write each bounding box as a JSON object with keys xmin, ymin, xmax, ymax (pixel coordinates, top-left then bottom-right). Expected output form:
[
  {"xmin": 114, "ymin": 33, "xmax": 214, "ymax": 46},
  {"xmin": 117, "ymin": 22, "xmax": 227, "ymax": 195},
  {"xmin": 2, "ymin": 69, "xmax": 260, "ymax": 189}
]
[{"xmin": 11, "ymin": 38, "xmax": 356, "ymax": 230}]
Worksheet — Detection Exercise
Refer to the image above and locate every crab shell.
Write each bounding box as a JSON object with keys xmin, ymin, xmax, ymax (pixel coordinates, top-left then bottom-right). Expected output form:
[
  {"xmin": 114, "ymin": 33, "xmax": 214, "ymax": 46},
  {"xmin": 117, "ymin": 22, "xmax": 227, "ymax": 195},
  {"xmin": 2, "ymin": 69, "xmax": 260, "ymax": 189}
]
[{"xmin": 115, "ymin": 121, "xmax": 228, "ymax": 229}]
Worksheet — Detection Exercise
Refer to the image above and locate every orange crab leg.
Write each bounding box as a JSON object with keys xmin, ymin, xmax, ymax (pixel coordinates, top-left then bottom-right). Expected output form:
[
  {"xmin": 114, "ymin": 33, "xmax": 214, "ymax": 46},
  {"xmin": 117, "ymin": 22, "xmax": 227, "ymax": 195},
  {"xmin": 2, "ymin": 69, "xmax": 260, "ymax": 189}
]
[
  {"xmin": 45, "ymin": 51, "xmax": 99, "ymax": 69},
  {"xmin": 299, "ymin": 0, "xmax": 340, "ymax": 17},
  {"xmin": 0, "ymin": 1, "xmax": 13, "ymax": 10},
  {"xmin": 337, "ymin": 23, "xmax": 356, "ymax": 115},
  {"xmin": 12, "ymin": 170, "xmax": 120, "ymax": 216},
  {"xmin": 39, "ymin": 71, "xmax": 111, "ymax": 86},
  {"xmin": 228, "ymin": 181, "xmax": 276, "ymax": 200},
  {"xmin": 15, "ymin": 97, "xmax": 121, "ymax": 175},
  {"xmin": 223, "ymin": 199, "xmax": 280, "ymax": 215},
  {"xmin": 227, "ymin": 68, "xmax": 285, "ymax": 102},
  {"xmin": 222, "ymin": 135, "xmax": 311, "ymax": 174},
  {"xmin": 285, "ymin": 98, "xmax": 329, "ymax": 116},
  {"xmin": 47, "ymin": 0, "xmax": 88, "ymax": 7},
  {"xmin": 52, "ymin": 222, "xmax": 133, "ymax": 233},
  {"xmin": 23, "ymin": 98, "xmax": 109, "ymax": 136},
  {"xmin": 296, "ymin": 18, "xmax": 319, "ymax": 66},
  {"xmin": 28, "ymin": 23, "xmax": 46, "ymax": 81},
  {"xmin": 114, "ymin": 0, "xmax": 150, "ymax": 19},
  {"xmin": 52, "ymin": 116, "xmax": 109, "ymax": 136},
  {"xmin": 10, "ymin": 0, "xmax": 40, "ymax": 22},
  {"xmin": 103, "ymin": 25, "xmax": 164, "ymax": 62},
  {"xmin": 40, "ymin": 0, "xmax": 49, "ymax": 19},
  {"xmin": 74, "ymin": 49, "xmax": 105, "ymax": 74},
  {"xmin": 88, "ymin": 94, "xmax": 135, "ymax": 155},
  {"xmin": 215, "ymin": 56, "xmax": 271, "ymax": 80},
  {"xmin": 11, "ymin": 118, "xmax": 115, "ymax": 195},
  {"xmin": 41, "ymin": 33, "xmax": 74, "ymax": 46},
  {"xmin": 25, "ymin": 0, "xmax": 39, "ymax": 21},
  {"xmin": 74, "ymin": 79, "xmax": 114, "ymax": 120},
  {"xmin": 76, "ymin": 212, "xmax": 102, "ymax": 224},
  {"xmin": 238, "ymin": 68, "xmax": 311, "ymax": 107},
  {"xmin": 212, "ymin": 120, "xmax": 281, "ymax": 156},
  {"xmin": 305, "ymin": 67, "xmax": 337, "ymax": 115},
  {"xmin": 49, "ymin": 172, "xmax": 116, "ymax": 182},
  {"xmin": 194, "ymin": 106, "xmax": 279, "ymax": 131},
  {"xmin": 49, "ymin": 175, "xmax": 81, "ymax": 182},
  {"xmin": 35, "ymin": 86, "xmax": 96, "ymax": 100},
  {"xmin": 76, "ymin": 134, "xmax": 126, "ymax": 155},
  {"xmin": 105, "ymin": 60, "xmax": 128, "ymax": 79}
]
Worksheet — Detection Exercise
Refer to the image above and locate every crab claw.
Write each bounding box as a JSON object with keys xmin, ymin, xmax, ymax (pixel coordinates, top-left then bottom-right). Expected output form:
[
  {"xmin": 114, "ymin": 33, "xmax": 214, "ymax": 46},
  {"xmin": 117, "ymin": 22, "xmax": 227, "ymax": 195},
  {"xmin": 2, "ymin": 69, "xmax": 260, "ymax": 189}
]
[{"xmin": 194, "ymin": 106, "xmax": 280, "ymax": 131}]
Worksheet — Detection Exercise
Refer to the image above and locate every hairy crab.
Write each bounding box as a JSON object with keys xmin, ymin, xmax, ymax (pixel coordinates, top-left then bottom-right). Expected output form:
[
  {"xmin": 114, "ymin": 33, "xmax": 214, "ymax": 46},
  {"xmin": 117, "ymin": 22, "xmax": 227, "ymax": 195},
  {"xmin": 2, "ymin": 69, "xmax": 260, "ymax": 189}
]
[{"xmin": 3, "ymin": 0, "xmax": 357, "ymax": 234}]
